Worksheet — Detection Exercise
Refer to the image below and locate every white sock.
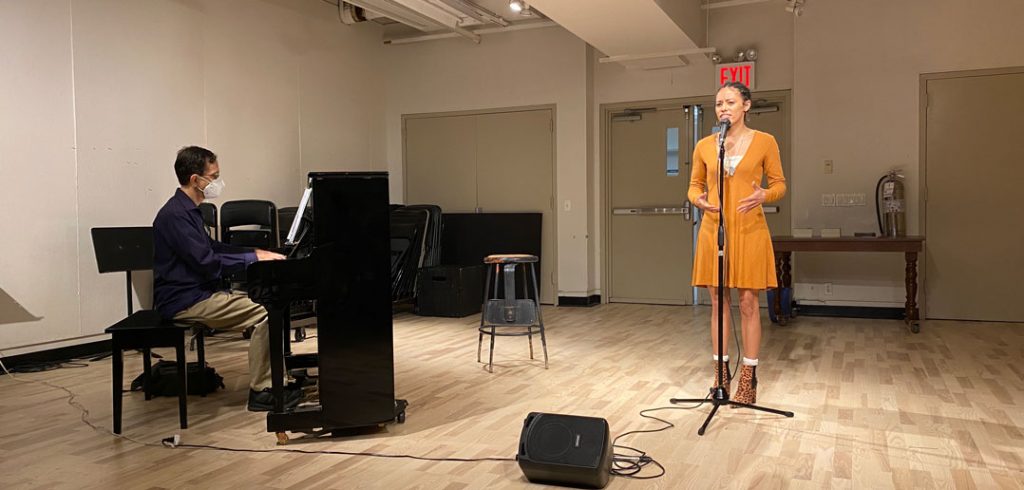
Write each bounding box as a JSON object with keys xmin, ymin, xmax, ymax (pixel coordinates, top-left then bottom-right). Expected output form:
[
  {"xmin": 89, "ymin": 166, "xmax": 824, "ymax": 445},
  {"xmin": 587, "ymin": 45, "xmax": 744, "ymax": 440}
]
[
  {"xmin": 742, "ymin": 357, "xmax": 758, "ymax": 367},
  {"xmin": 713, "ymin": 355, "xmax": 730, "ymax": 362}
]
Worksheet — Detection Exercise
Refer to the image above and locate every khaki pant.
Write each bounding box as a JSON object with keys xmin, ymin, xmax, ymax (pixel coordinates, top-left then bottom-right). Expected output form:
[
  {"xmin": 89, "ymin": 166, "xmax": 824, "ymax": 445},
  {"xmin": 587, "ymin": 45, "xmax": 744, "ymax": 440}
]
[{"xmin": 174, "ymin": 291, "xmax": 273, "ymax": 391}]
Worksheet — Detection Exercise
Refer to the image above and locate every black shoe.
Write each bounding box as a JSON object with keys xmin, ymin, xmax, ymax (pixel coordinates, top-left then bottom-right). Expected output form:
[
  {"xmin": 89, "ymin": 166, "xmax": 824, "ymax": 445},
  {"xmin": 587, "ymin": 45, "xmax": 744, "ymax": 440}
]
[{"xmin": 247, "ymin": 387, "xmax": 303, "ymax": 412}]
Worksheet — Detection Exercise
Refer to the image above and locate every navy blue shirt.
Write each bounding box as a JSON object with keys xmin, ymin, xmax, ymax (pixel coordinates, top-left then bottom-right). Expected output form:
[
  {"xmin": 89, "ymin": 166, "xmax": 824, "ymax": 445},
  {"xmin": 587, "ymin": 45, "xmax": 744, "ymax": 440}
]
[{"xmin": 153, "ymin": 189, "xmax": 256, "ymax": 318}]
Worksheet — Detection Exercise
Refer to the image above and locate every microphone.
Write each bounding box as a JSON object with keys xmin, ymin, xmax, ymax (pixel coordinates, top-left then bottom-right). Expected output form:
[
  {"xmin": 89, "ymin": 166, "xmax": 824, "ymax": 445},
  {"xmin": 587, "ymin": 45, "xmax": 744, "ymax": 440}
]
[{"xmin": 718, "ymin": 117, "xmax": 731, "ymax": 145}]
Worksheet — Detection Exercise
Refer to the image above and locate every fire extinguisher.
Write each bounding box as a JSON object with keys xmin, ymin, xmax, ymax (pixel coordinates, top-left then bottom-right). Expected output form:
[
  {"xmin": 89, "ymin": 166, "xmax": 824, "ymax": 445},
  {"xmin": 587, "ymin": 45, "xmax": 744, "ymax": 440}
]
[{"xmin": 875, "ymin": 170, "xmax": 906, "ymax": 237}]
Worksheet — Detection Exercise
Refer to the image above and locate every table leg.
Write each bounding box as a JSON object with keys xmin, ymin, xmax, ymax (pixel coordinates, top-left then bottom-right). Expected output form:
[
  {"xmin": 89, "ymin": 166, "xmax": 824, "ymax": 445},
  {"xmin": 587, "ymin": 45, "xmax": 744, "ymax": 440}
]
[
  {"xmin": 773, "ymin": 252, "xmax": 783, "ymax": 321},
  {"xmin": 781, "ymin": 252, "xmax": 792, "ymax": 324},
  {"xmin": 782, "ymin": 252, "xmax": 792, "ymax": 289},
  {"xmin": 905, "ymin": 251, "xmax": 920, "ymax": 332}
]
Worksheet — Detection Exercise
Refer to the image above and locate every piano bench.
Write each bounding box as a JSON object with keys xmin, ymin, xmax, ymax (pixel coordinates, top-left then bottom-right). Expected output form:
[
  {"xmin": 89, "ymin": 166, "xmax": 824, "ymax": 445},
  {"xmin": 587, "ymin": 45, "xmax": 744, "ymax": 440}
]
[{"xmin": 104, "ymin": 310, "xmax": 207, "ymax": 434}]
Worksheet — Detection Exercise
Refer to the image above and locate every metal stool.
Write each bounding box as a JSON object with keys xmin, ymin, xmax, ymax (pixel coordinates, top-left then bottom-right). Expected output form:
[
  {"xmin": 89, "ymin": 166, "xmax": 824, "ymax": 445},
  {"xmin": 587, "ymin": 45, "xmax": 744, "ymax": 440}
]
[{"xmin": 477, "ymin": 254, "xmax": 548, "ymax": 372}]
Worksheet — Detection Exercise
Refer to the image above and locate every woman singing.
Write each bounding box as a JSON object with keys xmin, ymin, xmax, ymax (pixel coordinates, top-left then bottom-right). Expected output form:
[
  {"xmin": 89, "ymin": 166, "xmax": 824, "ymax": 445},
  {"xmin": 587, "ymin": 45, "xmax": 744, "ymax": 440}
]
[{"xmin": 688, "ymin": 82, "xmax": 787, "ymax": 405}]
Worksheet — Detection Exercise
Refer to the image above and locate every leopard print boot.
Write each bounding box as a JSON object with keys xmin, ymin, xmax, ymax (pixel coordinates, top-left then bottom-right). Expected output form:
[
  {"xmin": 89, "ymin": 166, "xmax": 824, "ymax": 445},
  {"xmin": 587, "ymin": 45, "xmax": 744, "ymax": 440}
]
[
  {"xmin": 713, "ymin": 359, "xmax": 732, "ymax": 397},
  {"xmin": 732, "ymin": 365, "xmax": 757, "ymax": 406}
]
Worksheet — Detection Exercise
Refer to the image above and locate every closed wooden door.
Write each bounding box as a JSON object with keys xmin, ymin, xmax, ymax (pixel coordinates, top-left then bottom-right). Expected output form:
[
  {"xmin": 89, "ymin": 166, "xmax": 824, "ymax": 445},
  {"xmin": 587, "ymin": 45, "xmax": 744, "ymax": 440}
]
[
  {"xmin": 924, "ymin": 71, "xmax": 1024, "ymax": 321},
  {"xmin": 608, "ymin": 107, "xmax": 694, "ymax": 304}
]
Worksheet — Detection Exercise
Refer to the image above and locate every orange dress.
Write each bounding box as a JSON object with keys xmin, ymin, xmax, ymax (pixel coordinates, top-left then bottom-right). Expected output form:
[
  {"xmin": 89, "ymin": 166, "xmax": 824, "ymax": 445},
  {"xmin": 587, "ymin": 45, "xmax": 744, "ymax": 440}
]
[{"xmin": 688, "ymin": 130, "xmax": 787, "ymax": 289}]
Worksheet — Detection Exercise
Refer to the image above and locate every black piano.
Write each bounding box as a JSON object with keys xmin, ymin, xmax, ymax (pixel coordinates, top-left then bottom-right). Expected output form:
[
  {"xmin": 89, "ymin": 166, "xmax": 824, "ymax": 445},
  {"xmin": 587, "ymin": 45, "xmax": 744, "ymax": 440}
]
[{"xmin": 246, "ymin": 172, "xmax": 406, "ymax": 441}]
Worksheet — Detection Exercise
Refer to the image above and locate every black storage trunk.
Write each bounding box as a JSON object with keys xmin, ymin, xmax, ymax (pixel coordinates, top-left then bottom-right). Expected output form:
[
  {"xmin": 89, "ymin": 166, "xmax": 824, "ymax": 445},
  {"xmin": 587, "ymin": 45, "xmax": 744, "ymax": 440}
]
[{"xmin": 415, "ymin": 265, "xmax": 484, "ymax": 317}]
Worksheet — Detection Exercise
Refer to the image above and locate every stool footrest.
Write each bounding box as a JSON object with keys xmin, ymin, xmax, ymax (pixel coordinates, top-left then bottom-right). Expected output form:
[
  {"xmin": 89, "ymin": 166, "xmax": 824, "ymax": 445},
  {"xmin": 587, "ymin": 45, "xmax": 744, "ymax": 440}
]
[{"xmin": 478, "ymin": 325, "xmax": 543, "ymax": 336}]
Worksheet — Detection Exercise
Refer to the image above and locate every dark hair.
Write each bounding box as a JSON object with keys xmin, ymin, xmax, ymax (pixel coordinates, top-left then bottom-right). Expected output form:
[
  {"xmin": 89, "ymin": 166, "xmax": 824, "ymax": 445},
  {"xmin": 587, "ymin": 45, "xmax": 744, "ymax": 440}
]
[
  {"xmin": 174, "ymin": 146, "xmax": 217, "ymax": 185},
  {"xmin": 718, "ymin": 81, "xmax": 752, "ymax": 102}
]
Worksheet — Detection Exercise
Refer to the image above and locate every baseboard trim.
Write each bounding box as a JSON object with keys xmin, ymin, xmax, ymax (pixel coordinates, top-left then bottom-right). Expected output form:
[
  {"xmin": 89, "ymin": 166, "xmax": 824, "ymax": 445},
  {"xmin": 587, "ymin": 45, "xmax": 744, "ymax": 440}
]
[
  {"xmin": 796, "ymin": 304, "xmax": 904, "ymax": 320},
  {"xmin": 0, "ymin": 340, "xmax": 111, "ymax": 373},
  {"xmin": 558, "ymin": 295, "xmax": 601, "ymax": 307}
]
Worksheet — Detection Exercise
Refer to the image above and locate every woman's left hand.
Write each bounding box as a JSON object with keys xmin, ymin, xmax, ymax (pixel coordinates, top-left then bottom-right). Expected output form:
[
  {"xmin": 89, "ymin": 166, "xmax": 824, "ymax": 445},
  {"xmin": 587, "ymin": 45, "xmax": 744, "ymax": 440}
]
[{"xmin": 737, "ymin": 180, "xmax": 767, "ymax": 213}]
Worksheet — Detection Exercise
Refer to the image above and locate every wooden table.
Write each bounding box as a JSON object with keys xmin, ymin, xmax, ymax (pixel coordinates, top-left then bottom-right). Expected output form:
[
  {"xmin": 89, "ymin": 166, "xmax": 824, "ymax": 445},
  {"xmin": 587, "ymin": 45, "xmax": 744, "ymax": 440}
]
[{"xmin": 771, "ymin": 236, "xmax": 925, "ymax": 333}]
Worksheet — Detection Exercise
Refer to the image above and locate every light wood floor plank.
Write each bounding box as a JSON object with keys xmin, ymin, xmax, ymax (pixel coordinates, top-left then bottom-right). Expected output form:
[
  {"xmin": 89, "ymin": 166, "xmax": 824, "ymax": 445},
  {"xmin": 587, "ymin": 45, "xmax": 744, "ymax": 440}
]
[{"xmin": 1, "ymin": 304, "xmax": 1022, "ymax": 489}]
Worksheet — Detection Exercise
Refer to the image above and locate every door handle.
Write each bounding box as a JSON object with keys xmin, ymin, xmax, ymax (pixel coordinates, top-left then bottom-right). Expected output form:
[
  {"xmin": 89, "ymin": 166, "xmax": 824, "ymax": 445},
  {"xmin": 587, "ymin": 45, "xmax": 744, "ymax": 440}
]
[
  {"xmin": 613, "ymin": 206, "xmax": 687, "ymax": 216},
  {"xmin": 613, "ymin": 203, "xmax": 692, "ymax": 220}
]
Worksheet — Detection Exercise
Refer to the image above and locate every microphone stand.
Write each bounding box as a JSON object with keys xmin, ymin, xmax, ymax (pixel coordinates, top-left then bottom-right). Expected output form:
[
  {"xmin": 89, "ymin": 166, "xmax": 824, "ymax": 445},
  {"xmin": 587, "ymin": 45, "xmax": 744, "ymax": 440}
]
[{"xmin": 669, "ymin": 120, "xmax": 794, "ymax": 436}]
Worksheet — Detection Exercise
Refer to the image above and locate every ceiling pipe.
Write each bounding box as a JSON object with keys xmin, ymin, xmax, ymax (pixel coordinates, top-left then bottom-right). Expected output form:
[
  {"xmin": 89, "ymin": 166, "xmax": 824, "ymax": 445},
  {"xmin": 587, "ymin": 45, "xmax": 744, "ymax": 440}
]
[
  {"xmin": 343, "ymin": 0, "xmax": 481, "ymax": 43},
  {"xmin": 436, "ymin": 0, "xmax": 509, "ymax": 26},
  {"xmin": 597, "ymin": 47, "xmax": 717, "ymax": 64},
  {"xmin": 702, "ymin": 0, "xmax": 774, "ymax": 9},
  {"xmin": 384, "ymin": 19, "xmax": 557, "ymax": 45}
]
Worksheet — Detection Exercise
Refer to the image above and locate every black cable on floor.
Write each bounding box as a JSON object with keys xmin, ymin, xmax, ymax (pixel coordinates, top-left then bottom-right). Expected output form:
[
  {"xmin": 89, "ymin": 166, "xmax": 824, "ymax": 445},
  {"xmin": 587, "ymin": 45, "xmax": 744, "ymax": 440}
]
[
  {"xmin": 164, "ymin": 440, "xmax": 514, "ymax": 463},
  {"xmin": 609, "ymin": 395, "xmax": 710, "ymax": 480}
]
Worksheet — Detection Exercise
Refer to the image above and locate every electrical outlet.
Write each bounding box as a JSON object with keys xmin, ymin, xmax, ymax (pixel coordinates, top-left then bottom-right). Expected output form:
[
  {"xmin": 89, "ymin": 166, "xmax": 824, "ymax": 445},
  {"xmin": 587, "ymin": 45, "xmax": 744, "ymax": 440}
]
[
  {"xmin": 836, "ymin": 193, "xmax": 857, "ymax": 206},
  {"xmin": 824, "ymin": 283, "xmax": 833, "ymax": 295},
  {"xmin": 824, "ymin": 159, "xmax": 834, "ymax": 174},
  {"xmin": 821, "ymin": 193, "xmax": 836, "ymax": 207}
]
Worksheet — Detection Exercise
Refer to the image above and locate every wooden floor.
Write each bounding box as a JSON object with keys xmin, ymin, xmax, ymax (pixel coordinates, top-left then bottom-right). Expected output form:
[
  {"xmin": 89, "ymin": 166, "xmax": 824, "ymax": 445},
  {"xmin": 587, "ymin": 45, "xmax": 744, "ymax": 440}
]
[{"xmin": 2, "ymin": 304, "xmax": 1023, "ymax": 489}]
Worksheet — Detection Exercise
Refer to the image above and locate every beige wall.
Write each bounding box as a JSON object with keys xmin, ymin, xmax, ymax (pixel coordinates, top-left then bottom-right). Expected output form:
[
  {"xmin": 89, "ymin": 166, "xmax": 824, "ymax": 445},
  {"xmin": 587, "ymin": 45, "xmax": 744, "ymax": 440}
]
[
  {"xmin": 0, "ymin": 0, "xmax": 385, "ymax": 354},
  {"xmin": 592, "ymin": 3, "xmax": 794, "ymax": 294},
  {"xmin": 383, "ymin": 26, "xmax": 592, "ymax": 296},
  {"xmin": 0, "ymin": 0, "xmax": 81, "ymax": 351},
  {"xmin": 791, "ymin": 0, "xmax": 1024, "ymax": 306}
]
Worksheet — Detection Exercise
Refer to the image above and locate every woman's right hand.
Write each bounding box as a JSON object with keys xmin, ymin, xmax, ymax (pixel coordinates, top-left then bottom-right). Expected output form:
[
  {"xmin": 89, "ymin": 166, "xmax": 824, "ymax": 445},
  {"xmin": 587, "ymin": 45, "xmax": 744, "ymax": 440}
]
[{"xmin": 695, "ymin": 192, "xmax": 720, "ymax": 213}]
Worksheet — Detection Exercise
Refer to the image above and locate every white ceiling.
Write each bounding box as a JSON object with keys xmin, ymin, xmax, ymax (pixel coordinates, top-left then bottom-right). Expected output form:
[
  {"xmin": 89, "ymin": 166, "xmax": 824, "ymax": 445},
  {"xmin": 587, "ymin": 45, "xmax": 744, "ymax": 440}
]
[
  {"xmin": 526, "ymin": 0, "xmax": 698, "ymax": 55},
  {"xmin": 366, "ymin": 0, "xmax": 713, "ymax": 68}
]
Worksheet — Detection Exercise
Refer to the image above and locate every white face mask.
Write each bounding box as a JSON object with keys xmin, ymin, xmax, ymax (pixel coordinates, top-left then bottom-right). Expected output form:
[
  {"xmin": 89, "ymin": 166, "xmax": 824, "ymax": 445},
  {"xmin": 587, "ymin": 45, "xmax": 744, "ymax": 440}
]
[{"xmin": 198, "ymin": 176, "xmax": 225, "ymax": 200}]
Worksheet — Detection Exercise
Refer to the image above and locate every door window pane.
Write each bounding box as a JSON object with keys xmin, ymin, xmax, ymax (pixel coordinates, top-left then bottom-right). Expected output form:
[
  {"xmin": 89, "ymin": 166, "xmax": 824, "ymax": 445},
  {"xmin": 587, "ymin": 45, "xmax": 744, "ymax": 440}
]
[{"xmin": 666, "ymin": 127, "xmax": 679, "ymax": 176}]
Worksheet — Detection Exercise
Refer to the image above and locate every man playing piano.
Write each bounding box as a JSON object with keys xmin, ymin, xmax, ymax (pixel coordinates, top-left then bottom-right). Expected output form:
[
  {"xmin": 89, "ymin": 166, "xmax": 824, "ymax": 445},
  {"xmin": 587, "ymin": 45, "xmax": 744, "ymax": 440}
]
[{"xmin": 152, "ymin": 145, "xmax": 302, "ymax": 411}]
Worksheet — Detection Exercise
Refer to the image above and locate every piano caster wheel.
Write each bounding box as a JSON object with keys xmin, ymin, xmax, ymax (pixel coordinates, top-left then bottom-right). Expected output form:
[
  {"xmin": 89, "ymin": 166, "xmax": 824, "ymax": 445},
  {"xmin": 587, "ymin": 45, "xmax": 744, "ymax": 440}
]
[
  {"xmin": 294, "ymin": 328, "xmax": 306, "ymax": 342},
  {"xmin": 396, "ymin": 411, "xmax": 406, "ymax": 424},
  {"xmin": 275, "ymin": 432, "xmax": 289, "ymax": 445},
  {"xmin": 910, "ymin": 322, "xmax": 920, "ymax": 334},
  {"xmin": 243, "ymin": 325, "xmax": 255, "ymax": 340}
]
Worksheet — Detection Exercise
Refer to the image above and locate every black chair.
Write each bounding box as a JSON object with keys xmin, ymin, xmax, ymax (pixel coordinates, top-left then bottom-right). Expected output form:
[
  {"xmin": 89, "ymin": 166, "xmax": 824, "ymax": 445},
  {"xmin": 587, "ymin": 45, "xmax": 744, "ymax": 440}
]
[
  {"xmin": 221, "ymin": 200, "xmax": 279, "ymax": 340},
  {"xmin": 91, "ymin": 227, "xmax": 207, "ymax": 434},
  {"xmin": 221, "ymin": 200, "xmax": 278, "ymax": 249},
  {"xmin": 198, "ymin": 202, "xmax": 218, "ymax": 240}
]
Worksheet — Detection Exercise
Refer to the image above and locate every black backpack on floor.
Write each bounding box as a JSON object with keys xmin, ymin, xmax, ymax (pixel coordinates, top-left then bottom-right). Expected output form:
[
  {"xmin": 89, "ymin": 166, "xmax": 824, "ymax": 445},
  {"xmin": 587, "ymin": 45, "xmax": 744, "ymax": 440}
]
[{"xmin": 130, "ymin": 360, "xmax": 225, "ymax": 396}]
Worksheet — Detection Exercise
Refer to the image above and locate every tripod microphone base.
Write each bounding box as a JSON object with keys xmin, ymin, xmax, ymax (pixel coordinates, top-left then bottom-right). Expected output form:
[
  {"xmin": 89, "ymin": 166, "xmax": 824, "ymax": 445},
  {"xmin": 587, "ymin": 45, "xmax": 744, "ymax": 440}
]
[{"xmin": 671, "ymin": 386, "xmax": 794, "ymax": 436}]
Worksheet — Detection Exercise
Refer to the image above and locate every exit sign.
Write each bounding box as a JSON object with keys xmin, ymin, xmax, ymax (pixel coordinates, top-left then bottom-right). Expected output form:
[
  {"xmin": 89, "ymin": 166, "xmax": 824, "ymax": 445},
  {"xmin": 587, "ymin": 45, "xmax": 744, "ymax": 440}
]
[{"xmin": 717, "ymin": 62, "xmax": 755, "ymax": 89}]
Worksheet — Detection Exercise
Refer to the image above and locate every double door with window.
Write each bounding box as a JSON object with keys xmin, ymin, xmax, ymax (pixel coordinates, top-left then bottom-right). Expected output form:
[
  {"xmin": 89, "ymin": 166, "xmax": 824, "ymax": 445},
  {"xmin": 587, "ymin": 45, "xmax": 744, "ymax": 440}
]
[{"xmin": 607, "ymin": 95, "xmax": 791, "ymax": 305}]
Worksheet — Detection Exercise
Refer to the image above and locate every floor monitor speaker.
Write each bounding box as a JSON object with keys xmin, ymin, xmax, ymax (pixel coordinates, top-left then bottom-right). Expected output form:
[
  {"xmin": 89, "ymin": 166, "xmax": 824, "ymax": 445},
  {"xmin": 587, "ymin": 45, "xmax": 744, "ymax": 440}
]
[{"xmin": 516, "ymin": 412, "xmax": 612, "ymax": 489}]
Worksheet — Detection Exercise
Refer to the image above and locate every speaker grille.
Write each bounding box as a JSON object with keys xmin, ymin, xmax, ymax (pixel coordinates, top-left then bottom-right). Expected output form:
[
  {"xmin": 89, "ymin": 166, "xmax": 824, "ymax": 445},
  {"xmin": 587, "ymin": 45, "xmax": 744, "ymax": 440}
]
[{"xmin": 531, "ymin": 422, "xmax": 572, "ymax": 459}]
